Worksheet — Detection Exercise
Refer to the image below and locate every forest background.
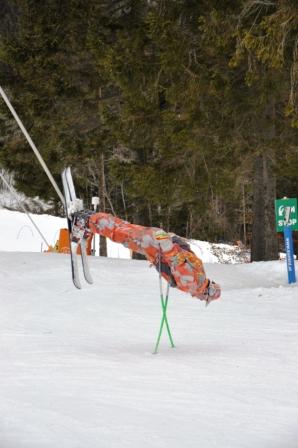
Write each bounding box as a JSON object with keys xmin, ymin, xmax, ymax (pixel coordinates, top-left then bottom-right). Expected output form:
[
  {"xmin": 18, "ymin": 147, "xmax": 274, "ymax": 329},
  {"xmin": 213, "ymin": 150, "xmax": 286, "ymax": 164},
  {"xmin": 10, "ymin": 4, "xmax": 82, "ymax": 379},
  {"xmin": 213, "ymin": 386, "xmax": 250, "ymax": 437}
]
[{"xmin": 0, "ymin": 0, "xmax": 298, "ymax": 261}]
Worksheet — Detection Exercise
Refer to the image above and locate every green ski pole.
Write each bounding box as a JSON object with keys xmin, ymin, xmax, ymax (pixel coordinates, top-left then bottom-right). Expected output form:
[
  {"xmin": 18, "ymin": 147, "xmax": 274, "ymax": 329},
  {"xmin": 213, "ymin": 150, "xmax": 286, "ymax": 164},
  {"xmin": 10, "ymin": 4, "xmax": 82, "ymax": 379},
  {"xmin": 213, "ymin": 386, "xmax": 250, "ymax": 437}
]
[{"xmin": 153, "ymin": 246, "xmax": 175, "ymax": 354}]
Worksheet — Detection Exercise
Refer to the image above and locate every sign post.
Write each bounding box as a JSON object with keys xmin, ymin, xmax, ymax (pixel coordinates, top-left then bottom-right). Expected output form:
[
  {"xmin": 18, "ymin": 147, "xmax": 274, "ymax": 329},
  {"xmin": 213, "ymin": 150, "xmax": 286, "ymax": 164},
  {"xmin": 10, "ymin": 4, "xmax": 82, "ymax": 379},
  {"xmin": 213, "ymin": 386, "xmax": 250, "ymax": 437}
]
[{"xmin": 275, "ymin": 198, "xmax": 297, "ymax": 284}]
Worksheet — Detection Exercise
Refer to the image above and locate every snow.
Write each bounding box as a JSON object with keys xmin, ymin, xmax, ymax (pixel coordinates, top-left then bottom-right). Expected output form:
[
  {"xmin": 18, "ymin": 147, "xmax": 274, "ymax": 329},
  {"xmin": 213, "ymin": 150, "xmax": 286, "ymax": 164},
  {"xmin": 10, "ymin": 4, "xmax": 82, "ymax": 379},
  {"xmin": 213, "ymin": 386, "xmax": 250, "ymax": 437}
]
[
  {"xmin": 0, "ymin": 209, "xmax": 247, "ymax": 263},
  {"xmin": 0, "ymin": 208, "xmax": 298, "ymax": 448},
  {"xmin": 0, "ymin": 209, "xmax": 131, "ymax": 259}
]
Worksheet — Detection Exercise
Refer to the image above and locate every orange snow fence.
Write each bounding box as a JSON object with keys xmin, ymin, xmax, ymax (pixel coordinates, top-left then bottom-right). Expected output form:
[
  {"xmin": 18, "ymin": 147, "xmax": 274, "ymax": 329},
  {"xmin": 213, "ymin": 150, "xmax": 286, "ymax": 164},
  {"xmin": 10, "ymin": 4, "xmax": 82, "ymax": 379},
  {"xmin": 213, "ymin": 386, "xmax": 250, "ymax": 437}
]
[
  {"xmin": 47, "ymin": 228, "xmax": 93, "ymax": 255},
  {"xmin": 58, "ymin": 228, "xmax": 71, "ymax": 253}
]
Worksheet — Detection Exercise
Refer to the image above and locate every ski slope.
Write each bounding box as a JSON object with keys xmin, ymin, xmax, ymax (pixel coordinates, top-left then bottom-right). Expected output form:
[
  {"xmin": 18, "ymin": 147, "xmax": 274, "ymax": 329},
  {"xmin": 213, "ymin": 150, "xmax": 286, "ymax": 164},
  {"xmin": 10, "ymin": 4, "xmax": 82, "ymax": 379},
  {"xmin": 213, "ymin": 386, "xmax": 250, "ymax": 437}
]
[{"xmin": 0, "ymin": 209, "xmax": 298, "ymax": 448}]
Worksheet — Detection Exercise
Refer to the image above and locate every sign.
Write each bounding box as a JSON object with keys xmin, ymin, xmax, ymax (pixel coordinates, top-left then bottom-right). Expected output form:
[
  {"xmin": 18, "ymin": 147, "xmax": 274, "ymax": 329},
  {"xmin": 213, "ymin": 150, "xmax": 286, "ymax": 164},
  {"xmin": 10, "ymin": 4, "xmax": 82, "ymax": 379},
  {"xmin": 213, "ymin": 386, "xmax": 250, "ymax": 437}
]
[
  {"xmin": 275, "ymin": 198, "xmax": 298, "ymax": 232},
  {"xmin": 275, "ymin": 197, "xmax": 297, "ymax": 284}
]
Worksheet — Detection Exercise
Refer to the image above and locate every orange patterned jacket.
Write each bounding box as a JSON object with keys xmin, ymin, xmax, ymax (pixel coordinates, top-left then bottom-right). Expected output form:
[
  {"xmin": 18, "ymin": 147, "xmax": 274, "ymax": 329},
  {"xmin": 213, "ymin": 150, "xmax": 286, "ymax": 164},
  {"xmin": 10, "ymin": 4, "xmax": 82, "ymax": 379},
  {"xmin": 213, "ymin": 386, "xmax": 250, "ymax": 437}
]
[{"xmin": 88, "ymin": 212, "xmax": 211, "ymax": 300}]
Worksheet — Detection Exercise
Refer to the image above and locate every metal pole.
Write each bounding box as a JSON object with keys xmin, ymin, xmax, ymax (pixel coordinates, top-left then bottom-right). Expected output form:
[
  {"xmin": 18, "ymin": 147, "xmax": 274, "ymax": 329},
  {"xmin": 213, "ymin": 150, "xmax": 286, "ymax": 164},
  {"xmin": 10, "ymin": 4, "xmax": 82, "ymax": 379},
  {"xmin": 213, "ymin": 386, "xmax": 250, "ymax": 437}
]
[
  {"xmin": 0, "ymin": 171, "xmax": 50, "ymax": 248},
  {"xmin": 0, "ymin": 86, "xmax": 64, "ymax": 203},
  {"xmin": 91, "ymin": 196, "xmax": 99, "ymax": 256},
  {"xmin": 283, "ymin": 206, "xmax": 296, "ymax": 284}
]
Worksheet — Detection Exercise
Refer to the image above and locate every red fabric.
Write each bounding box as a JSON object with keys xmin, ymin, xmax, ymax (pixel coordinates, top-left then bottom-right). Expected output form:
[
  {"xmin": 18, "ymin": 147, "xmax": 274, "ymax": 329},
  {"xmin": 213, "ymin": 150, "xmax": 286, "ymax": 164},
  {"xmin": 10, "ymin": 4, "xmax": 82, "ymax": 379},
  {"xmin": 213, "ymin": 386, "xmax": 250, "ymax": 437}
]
[{"xmin": 89, "ymin": 212, "xmax": 210, "ymax": 299}]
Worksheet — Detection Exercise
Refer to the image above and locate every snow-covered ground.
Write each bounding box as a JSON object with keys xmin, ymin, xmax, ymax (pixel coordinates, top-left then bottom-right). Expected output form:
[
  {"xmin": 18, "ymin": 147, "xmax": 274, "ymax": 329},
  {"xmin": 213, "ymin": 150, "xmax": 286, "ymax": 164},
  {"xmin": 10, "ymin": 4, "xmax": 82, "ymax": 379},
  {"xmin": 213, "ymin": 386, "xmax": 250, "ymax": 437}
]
[{"xmin": 0, "ymin": 208, "xmax": 298, "ymax": 448}]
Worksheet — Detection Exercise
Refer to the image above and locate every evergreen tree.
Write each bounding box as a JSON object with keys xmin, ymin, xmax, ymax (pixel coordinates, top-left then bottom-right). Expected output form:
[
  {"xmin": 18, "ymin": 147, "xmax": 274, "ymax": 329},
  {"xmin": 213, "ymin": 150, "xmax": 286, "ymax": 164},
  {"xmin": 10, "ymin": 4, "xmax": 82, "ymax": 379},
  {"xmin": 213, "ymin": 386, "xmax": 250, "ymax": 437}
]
[
  {"xmin": 230, "ymin": 0, "xmax": 298, "ymax": 259},
  {"xmin": 0, "ymin": 0, "xmax": 297, "ymax": 258}
]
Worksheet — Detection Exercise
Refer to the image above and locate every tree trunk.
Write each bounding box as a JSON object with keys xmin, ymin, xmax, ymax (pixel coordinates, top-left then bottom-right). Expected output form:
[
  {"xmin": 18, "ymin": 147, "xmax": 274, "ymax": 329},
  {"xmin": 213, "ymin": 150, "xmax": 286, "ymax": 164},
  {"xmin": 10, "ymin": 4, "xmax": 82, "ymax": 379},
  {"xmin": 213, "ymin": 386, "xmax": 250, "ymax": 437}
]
[
  {"xmin": 242, "ymin": 183, "xmax": 247, "ymax": 247},
  {"xmin": 251, "ymin": 151, "xmax": 278, "ymax": 261},
  {"xmin": 99, "ymin": 152, "xmax": 107, "ymax": 257}
]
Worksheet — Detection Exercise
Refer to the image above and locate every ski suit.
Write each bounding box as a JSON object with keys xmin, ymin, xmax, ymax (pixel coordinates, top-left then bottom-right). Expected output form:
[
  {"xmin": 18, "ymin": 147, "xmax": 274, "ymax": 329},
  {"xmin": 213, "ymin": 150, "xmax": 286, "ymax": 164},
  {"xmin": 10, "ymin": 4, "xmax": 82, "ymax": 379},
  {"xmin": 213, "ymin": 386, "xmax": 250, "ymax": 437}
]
[{"xmin": 88, "ymin": 212, "xmax": 217, "ymax": 300}]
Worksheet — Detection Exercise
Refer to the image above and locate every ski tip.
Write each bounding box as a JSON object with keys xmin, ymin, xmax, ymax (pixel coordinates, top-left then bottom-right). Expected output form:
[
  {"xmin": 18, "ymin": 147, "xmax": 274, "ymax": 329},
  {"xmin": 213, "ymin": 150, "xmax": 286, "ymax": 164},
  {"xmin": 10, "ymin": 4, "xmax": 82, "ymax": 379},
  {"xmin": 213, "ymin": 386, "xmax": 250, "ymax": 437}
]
[{"xmin": 73, "ymin": 279, "xmax": 82, "ymax": 289}]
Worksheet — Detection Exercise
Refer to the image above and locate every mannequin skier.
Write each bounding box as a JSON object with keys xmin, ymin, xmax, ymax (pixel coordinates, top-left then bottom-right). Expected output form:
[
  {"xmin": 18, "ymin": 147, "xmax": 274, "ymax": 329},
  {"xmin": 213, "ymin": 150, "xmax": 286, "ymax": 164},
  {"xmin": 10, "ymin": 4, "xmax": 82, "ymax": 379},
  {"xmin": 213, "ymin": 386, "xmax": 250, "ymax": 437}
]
[{"xmin": 72, "ymin": 211, "xmax": 221, "ymax": 304}]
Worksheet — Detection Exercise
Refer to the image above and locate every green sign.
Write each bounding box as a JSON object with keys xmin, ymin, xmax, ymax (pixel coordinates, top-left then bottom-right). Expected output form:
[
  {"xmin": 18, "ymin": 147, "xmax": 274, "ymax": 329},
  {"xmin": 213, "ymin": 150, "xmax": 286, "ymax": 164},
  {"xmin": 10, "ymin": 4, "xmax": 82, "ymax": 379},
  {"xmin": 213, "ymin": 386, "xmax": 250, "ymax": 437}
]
[{"xmin": 275, "ymin": 198, "xmax": 298, "ymax": 232}]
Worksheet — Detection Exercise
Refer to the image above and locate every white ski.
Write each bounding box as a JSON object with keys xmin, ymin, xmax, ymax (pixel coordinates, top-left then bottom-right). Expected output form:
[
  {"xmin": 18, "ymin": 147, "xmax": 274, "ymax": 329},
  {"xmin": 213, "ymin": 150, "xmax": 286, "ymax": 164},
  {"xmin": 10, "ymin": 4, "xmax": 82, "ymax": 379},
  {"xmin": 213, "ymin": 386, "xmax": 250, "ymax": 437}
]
[{"xmin": 61, "ymin": 167, "xmax": 93, "ymax": 289}]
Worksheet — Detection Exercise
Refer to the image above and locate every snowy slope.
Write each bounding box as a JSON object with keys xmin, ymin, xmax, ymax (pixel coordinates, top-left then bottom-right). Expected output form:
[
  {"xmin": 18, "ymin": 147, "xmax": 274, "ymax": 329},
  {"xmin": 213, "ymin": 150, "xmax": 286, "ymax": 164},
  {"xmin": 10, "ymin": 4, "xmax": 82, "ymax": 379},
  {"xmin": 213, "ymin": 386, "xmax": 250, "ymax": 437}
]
[{"xmin": 0, "ymin": 208, "xmax": 298, "ymax": 448}]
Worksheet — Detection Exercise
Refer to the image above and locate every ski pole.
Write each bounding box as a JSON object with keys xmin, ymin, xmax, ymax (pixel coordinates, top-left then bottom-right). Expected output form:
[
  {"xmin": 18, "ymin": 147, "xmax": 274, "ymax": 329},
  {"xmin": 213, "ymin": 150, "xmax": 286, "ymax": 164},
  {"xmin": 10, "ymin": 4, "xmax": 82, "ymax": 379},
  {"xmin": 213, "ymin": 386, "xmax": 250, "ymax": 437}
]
[
  {"xmin": 153, "ymin": 282, "xmax": 174, "ymax": 353},
  {"xmin": 153, "ymin": 246, "xmax": 175, "ymax": 354},
  {"xmin": 0, "ymin": 86, "xmax": 64, "ymax": 203}
]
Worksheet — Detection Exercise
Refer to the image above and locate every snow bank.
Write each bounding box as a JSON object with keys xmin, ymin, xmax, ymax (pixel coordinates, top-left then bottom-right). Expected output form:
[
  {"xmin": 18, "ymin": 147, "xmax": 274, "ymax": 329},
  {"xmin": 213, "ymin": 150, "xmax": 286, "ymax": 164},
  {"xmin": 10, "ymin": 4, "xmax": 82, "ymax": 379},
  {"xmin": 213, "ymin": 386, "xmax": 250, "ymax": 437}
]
[{"xmin": 0, "ymin": 208, "xmax": 247, "ymax": 263}]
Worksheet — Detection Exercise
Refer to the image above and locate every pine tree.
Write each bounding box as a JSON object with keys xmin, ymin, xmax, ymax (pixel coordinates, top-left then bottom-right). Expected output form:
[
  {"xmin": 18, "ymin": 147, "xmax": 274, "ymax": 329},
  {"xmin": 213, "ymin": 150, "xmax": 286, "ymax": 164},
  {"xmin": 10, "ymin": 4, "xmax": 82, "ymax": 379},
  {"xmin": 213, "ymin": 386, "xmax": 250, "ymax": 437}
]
[
  {"xmin": 229, "ymin": 0, "xmax": 298, "ymax": 259},
  {"xmin": 1, "ymin": 0, "xmax": 297, "ymax": 256}
]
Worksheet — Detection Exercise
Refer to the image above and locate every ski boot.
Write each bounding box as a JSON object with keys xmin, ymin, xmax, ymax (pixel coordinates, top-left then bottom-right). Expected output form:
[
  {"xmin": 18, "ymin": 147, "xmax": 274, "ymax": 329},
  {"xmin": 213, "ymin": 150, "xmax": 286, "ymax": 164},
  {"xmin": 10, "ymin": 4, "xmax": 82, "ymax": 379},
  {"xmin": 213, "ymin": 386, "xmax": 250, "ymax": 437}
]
[
  {"xmin": 204, "ymin": 280, "xmax": 221, "ymax": 306},
  {"xmin": 71, "ymin": 210, "xmax": 93, "ymax": 243}
]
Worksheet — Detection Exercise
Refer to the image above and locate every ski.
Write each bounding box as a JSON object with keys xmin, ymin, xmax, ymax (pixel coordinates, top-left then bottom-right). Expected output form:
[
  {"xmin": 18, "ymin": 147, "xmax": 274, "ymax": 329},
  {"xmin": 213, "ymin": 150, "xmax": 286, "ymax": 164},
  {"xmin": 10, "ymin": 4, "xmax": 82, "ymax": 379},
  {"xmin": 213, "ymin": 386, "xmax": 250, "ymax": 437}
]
[
  {"xmin": 64, "ymin": 168, "xmax": 93, "ymax": 285},
  {"xmin": 61, "ymin": 167, "xmax": 82, "ymax": 289},
  {"xmin": 61, "ymin": 167, "xmax": 93, "ymax": 289},
  {"xmin": 80, "ymin": 237, "xmax": 93, "ymax": 284}
]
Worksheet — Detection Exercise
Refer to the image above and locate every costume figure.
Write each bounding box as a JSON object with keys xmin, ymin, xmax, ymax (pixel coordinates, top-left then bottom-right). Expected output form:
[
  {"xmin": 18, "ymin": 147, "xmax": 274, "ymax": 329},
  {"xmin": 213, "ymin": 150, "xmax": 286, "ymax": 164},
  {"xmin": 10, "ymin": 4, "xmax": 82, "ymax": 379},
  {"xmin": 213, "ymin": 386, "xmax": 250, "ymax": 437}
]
[{"xmin": 73, "ymin": 212, "xmax": 221, "ymax": 303}]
